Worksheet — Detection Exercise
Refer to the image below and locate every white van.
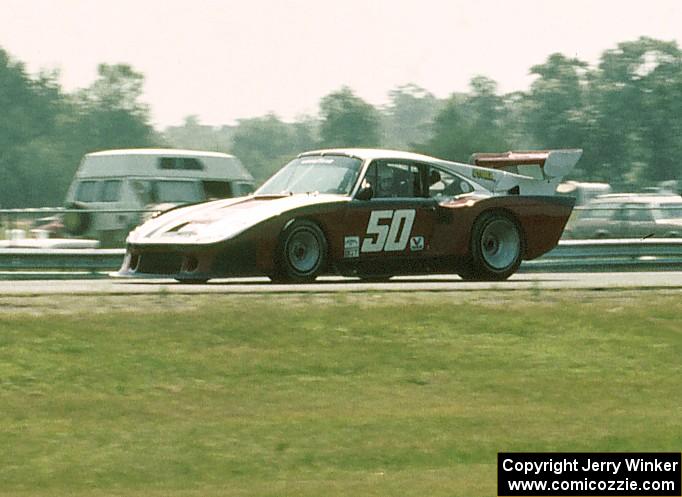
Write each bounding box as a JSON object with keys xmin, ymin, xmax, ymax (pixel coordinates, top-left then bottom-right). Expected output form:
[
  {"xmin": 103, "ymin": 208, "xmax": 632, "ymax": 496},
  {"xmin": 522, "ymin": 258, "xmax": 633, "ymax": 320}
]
[{"xmin": 63, "ymin": 149, "xmax": 255, "ymax": 246}]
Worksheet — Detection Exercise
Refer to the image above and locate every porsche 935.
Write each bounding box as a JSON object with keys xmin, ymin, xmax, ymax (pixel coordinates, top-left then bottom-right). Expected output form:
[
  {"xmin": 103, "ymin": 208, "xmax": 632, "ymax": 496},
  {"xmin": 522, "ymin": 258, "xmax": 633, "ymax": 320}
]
[{"xmin": 116, "ymin": 148, "xmax": 581, "ymax": 282}]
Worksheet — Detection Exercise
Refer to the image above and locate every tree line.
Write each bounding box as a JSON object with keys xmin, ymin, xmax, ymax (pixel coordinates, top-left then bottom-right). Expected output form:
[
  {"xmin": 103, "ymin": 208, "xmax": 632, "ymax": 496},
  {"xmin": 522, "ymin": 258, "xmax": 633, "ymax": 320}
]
[{"xmin": 1, "ymin": 36, "xmax": 681, "ymax": 207}]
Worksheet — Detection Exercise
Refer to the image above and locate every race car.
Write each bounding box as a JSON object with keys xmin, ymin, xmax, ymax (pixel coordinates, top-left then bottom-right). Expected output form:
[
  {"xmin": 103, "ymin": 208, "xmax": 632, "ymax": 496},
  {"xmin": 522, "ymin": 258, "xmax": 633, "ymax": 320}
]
[{"xmin": 116, "ymin": 148, "xmax": 581, "ymax": 283}]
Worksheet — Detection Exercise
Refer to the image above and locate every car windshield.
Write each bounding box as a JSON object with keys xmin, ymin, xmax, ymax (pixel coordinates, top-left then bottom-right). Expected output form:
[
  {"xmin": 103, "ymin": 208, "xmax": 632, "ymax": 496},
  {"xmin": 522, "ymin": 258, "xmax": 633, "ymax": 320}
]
[
  {"xmin": 654, "ymin": 203, "xmax": 682, "ymax": 220},
  {"xmin": 255, "ymin": 156, "xmax": 362, "ymax": 196}
]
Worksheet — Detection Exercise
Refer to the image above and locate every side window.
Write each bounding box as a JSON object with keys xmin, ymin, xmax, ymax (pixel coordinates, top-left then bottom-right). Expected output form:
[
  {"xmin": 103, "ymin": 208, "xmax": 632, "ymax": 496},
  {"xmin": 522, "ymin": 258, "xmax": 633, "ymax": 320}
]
[
  {"xmin": 159, "ymin": 157, "xmax": 176, "ymax": 169},
  {"xmin": 234, "ymin": 182, "xmax": 255, "ymax": 196},
  {"xmin": 100, "ymin": 180, "xmax": 122, "ymax": 202},
  {"xmin": 620, "ymin": 204, "xmax": 653, "ymax": 222},
  {"xmin": 428, "ymin": 167, "xmax": 473, "ymax": 199},
  {"xmin": 182, "ymin": 158, "xmax": 204, "ymax": 170},
  {"xmin": 364, "ymin": 161, "xmax": 423, "ymax": 198},
  {"xmin": 159, "ymin": 157, "xmax": 205, "ymax": 170},
  {"xmin": 615, "ymin": 206, "xmax": 629, "ymax": 222},
  {"xmin": 581, "ymin": 203, "xmax": 619, "ymax": 220},
  {"xmin": 75, "ymin": 181, "xmax": 99, "ymax": 202},
  {"xmin": 130, "ymin": 179, "xmax": 157, "ymax": 205},
  {"xmin": 155, "ymin": 180, "xmax": 202, "ymax": 203},
  {"xmin": 202, "ymin": 180, "xmax": 232, "ymax": 199}
]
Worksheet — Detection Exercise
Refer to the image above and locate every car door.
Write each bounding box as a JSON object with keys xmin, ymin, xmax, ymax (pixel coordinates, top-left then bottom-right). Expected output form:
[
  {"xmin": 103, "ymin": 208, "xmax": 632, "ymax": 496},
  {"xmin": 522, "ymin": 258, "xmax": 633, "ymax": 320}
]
[
  {"xmin": 575, "ymin": 202, "xmax": 621, "ymax": 238},
  {"xmin": 341, "ymin": 160, "xmax": 437, "ymax": 274},
  {"xmin": 618, "ymin": 202, "xmax": 656, "ymax": 238},
  {"xmin": 423, "ymin": 164, "xmax": 477, "ymax": 253},
  {"xmin": 78, "ymin": 178, "xmax": 123, "ymax": 233}
]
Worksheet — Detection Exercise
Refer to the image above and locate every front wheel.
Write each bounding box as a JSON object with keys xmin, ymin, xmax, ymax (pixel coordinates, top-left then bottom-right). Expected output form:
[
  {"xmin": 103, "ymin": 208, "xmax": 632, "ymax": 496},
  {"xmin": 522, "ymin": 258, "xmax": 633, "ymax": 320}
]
[
  {"xmin": 464, "ymin": 211, "xmax": 523, "ymax": 281},
  {"xmin": 271, "ymin": 220, "xmax": 327, "ymax": 283}
]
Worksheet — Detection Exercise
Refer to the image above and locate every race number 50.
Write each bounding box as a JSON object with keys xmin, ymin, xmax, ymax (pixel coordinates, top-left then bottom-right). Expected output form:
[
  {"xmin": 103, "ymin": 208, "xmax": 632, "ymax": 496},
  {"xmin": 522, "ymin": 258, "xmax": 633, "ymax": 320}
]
[{"xmin": 361, "ymin": 209, "xmax": 415, "ymax": 253}]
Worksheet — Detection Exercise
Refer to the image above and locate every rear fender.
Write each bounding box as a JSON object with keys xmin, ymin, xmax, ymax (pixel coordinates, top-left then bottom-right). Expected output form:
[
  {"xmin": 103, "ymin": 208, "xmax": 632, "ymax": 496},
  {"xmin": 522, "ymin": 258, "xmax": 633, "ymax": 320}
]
[{"xmin": 443, "ymin": 195, "xmax": 574, "ymax": 260}]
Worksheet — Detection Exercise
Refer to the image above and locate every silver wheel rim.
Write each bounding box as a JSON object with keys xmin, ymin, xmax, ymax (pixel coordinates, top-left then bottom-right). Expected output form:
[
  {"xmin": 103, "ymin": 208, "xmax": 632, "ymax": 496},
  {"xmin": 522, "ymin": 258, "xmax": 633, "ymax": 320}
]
[
  {"xmin": 286, "ymin": 228, "xmax": 321, "ymax": 274},
  {"xmin": 480, "ymin": 219, "xmax": 520, "ymax": 270}
]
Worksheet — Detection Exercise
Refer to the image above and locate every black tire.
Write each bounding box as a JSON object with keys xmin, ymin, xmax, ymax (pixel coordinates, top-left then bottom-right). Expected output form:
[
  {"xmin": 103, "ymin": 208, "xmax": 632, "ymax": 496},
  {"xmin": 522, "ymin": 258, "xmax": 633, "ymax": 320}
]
[
  {"xmin": 271, "ymin": 220, "xmax": 327, "ymax": 283},
  {"xmin": 467, "ymin": 211, "xmax": 523, "ymax": 281},
  {"xmin": 457, "ymin": 262, "xmax": 477, "ymax": 281}
]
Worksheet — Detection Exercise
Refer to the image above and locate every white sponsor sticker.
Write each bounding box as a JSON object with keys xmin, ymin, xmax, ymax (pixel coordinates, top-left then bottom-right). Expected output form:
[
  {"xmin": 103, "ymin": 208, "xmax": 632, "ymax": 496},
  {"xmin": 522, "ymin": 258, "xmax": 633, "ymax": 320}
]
[
  {"xmin": 410, "ymin": 236, "xmax": 425, "ymax": 251},
  {"xmin": 344, "ymin": 236, "xmax": 360, "ymax": 258}
]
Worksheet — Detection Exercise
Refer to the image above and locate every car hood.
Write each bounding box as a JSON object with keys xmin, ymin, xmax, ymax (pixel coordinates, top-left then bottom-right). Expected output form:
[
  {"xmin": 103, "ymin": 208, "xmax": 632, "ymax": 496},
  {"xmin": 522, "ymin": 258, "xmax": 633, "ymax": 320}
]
[{"xmin": 127, "ymin": 193, "xmax": 349, "ymax": 244}]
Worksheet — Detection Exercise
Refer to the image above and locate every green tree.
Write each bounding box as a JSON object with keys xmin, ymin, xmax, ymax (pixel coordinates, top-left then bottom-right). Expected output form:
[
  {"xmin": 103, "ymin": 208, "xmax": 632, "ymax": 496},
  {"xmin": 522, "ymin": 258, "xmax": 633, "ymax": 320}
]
[
  {"xmin": 70, "ymin": 63, "xmax": 156, "ymax": 152},
  {"xmin": 319, "ymin": 87, "xmax": 380, "ymax": 148},
  {"xmin": 381, "ymin": 83, "xmax": 442, "ymax": 149},
  {"xmin": 498, "ymin": 90, "xmax": 535, "ymax": 150},
  {"xmin": 0, "ymin": 50, "xmax": 66, "ymax": 207},
  {"xmin": 522, "ymin": 53, "xmax": 591, "ymax": 179},
  {"xmin": 0, "ymin": 55, "xmax": 160, "ymax": 207},
  {"xmin": 231, "ymin": 113, "xmax": 315, "ymax": 183},
  {"xmin": 640, "ymin": 52, "xmax": 682, "ymax": 182},
  {"xmin": 162, "ymin": 115, "xmax": 235, "ymax": 152},
  {"xmin": 588, "ymin": 37, "xmax": 682, "ymax": 185},
  {"xmin": 525, "ymin": 54, "xmax": 589, "ymax": 148},
  {"xmin": 420, "ymin": 76, "xmax": 509, "ymax": 162}
]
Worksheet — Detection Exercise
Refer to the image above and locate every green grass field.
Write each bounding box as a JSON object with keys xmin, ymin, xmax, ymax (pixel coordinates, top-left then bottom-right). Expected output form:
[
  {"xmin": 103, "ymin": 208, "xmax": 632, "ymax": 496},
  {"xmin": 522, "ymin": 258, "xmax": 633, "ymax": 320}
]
[{"xmin": 0, "ymin": 290, "xmax": 680, "ymax": 496}]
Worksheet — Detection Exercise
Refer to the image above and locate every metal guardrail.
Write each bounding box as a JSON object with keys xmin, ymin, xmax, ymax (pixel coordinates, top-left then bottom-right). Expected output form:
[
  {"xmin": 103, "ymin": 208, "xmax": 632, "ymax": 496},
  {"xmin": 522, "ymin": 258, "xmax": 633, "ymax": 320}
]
[
  {"xmin": 1, "ymin": 239, "xmax": 682, "ymax": 279},
  {"xmin": 0, "ymin": 208, "xmax": 155, "ymax": 214},
  {"xmin": 0, "ymin": 248, "xmax": 125, "ymax": 279},
  {"xmin": 0, "ymin": 206, "xmax": 158, "ymax": 225},
  {"xmin": 521, "ymin": 239, "xmax": 682, "ymax": 272},
  {"xmin": 0, "ymin": 207, "xmax": 157, "ymax": 229}
]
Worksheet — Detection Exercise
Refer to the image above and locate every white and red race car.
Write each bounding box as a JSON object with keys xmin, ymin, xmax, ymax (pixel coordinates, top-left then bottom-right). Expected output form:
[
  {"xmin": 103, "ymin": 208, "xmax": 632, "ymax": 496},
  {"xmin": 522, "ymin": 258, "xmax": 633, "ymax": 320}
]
[{"xmin": 116, "ymin": 148, "xmax": 581, "ymax": 283}]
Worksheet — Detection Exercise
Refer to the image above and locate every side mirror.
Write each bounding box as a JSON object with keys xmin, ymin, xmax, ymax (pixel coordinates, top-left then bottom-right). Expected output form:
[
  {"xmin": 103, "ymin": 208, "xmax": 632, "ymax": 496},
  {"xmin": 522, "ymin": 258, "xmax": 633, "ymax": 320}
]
[{"xmin": 355, "ymin": 185, "xmax": 373, "ymax": 201}]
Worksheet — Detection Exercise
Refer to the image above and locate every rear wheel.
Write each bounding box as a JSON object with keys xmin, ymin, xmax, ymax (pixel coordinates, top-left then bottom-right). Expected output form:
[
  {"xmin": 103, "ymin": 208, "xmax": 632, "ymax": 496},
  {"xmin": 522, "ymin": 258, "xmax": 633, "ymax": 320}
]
[
  {"xmin": 271, "ymin": 220, "xmax": 327, "ymax": 283},
  {"xmin": 463, "ymin": 211, "xmax": 523, "ymax": 281}
]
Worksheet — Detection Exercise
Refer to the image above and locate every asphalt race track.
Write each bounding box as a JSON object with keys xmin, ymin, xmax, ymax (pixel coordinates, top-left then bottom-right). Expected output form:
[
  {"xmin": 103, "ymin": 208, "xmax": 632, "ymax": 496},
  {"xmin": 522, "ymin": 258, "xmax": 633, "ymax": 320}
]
[{"xmin": 1, "ymin": 272, "xmax": 682, "ymax": 295}]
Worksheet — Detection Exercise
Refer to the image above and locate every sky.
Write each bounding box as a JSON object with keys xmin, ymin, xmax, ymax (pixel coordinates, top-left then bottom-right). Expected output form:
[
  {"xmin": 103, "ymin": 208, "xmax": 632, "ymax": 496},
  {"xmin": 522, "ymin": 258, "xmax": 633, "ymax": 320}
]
[{"xmin": 1, "ymin": 0, "xmax": 681, "ymax": 128}]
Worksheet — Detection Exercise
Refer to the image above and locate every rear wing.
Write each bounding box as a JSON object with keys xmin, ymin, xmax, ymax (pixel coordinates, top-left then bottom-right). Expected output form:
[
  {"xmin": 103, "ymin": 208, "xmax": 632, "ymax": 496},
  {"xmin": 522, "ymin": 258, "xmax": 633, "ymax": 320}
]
[
  {"xmin": 469, "ymin": 149, "xmax": 583, "ymax": 180},
  {"xmin": 438, "ymin": 149, "xmax": 582, "ymax": 196}
]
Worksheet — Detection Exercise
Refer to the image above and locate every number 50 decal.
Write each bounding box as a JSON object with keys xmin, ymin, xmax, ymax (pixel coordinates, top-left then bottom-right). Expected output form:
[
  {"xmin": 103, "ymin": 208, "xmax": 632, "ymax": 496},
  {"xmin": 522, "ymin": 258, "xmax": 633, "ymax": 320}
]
[{"xmin": 361, "ymin": 209, "xmax": 415, "ymax": 253}]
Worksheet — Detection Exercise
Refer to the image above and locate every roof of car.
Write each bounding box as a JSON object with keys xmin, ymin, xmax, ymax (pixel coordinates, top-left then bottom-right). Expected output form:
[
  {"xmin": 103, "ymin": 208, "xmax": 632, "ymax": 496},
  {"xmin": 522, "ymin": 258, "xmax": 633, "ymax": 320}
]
[
  {"xmin": 86, "ymin": 148, "xmax": 236, "ymax": 159},
  {"xmin": 299, "ymin": 148, "xmax": 443, "ymax": 163}
]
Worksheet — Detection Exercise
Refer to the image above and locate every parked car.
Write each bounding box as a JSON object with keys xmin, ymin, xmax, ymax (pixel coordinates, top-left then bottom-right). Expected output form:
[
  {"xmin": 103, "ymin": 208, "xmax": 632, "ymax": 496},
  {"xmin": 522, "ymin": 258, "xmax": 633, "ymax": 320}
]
[
  {"xmin": 62, "ymin": 149, "xmax": 255, "ymax": 246},
  {"xmin": 556, "ymin": 181, "xmax": 612, "ymax": 205},
  {"xmin": 565, "ymin": 194, "xmax": 682, "ymax": 239},
  {"xmin": 116, "ymin": 148, "xmax": 581, "ymax": 283}
]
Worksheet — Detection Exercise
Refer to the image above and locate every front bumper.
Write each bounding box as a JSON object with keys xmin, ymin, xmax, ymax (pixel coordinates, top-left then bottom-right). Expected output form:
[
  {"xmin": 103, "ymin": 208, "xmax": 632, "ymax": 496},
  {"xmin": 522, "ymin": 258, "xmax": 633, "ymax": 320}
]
[{"xmin": 116, "ymin": 240, "xmax": 258, "ymax": 280}]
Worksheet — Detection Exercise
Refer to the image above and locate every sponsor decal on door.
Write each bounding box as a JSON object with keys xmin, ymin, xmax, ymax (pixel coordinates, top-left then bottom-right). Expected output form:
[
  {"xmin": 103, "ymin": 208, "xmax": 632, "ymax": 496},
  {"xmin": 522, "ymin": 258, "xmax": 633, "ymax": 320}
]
[
  {"xmin": 410, "ymin": 236, "xmax": 424, "ymax": 251},
  {"xmin": 344, "ymin": 236, "xmax": 360, "ymax": 258}
]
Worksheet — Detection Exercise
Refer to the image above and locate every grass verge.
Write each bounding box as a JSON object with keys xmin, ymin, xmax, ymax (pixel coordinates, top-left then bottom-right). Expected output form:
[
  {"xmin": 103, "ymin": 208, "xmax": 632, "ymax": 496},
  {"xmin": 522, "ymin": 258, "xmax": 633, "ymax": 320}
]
[{"xmin": 0, "ymin": 290, "xmax": 680, "ymax": 496}]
